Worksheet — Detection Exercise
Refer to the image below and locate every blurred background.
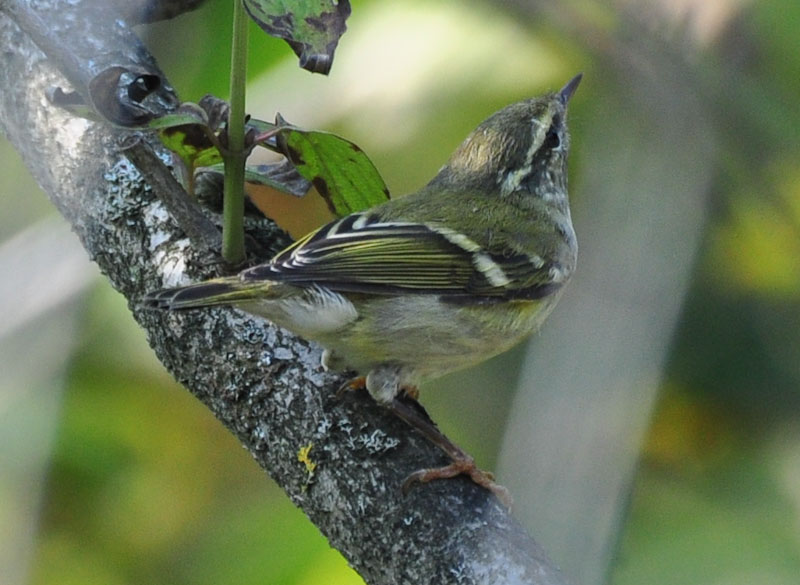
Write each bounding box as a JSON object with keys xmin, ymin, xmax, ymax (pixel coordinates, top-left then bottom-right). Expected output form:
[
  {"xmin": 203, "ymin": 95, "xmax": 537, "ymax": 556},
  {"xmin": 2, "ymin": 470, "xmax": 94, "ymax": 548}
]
[{"xmin": 1, "ymin": 0, "xmax": 799, "ymax": 584}]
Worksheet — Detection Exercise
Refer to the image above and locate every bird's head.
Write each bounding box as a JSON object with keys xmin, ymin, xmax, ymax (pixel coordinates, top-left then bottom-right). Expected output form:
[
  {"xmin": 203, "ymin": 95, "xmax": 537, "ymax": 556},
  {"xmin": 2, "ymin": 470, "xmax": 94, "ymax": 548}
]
[{"xmin": 431, "ymin": 73, "xmax": 582, "ymax": 204}]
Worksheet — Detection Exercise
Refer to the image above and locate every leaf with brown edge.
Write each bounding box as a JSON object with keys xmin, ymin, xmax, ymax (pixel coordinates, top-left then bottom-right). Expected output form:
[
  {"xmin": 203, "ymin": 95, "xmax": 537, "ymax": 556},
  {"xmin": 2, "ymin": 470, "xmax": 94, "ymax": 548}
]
[
  {"xmin": 198, "ymin": 160, "xmax": 312, "ymax": 198},
  {"xmin": 243, "ymin": 0, "xmax": 351, "ymax": 75},
  {"xmin": 273, "ymin": 121, "xmax": 390, "ymax": 217}
]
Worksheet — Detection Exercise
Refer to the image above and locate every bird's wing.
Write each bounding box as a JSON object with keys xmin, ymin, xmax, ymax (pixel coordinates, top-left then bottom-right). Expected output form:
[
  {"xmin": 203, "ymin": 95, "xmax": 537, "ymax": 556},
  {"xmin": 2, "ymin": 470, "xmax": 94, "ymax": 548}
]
[{"xmin": 243, "ymin": 213, "xmax": 565, "ymax": 300}]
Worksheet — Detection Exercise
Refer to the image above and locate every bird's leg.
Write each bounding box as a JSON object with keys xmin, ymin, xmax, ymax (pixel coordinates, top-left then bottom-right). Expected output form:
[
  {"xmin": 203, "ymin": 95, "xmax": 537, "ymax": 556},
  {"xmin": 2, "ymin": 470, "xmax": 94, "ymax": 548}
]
[
  {"xmin": 336, "ymin": 375, "xmax": 367, "ymax": 399},
  {"xmin": 403, "ymin": 386, "xmax": 420, "ymax": 400},
  {"xmin": 337, "ymin": 375, "xmax": 418, "ymax": 400},
  {"xmin": 387, "ymin": 393, "xmax": 512, "ymax": 508},
  {"xmin": 334, "ymin": 376, "xmax": 511, "ymax": 506}
]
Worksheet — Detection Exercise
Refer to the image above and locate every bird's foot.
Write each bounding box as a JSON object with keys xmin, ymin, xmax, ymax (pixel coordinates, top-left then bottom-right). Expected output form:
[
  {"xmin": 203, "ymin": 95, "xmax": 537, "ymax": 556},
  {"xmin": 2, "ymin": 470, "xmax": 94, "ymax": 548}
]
[
  {"xmin": 401, "ymin": 385, "xmax": 420, "ymax": 400},
  {"xmin": 335, "ymin": 375, "xmax": 367, "ymax": 399},
  {"xmin": 402, "ymin": 457, "xmax": 513, "ymax": 509},
  {"xmin": 388, "ymin": 394, "xmax": 512, "ymax": 508},
  {"xmin": 335, "ymin": 376, "xmax": 418, "ymax": 401},
  {"xmin": 335, "ymin": 378, "xmax": 510, "ymax": 506}
]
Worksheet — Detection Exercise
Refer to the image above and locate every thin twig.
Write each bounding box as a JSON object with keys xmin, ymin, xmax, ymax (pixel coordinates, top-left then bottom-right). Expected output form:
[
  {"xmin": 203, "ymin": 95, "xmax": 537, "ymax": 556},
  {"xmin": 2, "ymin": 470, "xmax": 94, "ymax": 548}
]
[{"xmin": 121, "ymin": 137, "xmax": 222, "ymax": 251}]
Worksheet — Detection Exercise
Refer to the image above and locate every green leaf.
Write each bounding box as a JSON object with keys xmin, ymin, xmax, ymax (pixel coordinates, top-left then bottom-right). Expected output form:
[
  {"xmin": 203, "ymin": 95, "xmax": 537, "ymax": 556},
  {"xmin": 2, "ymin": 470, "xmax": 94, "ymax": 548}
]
[
  {"xmin": 246, "ymin": 117, "xmax": 277, "ymax": 135},
  {"xmin": 200, "ymin": 161, "xmax": 311, "ymax": 197},
  {"xmin": 150, "ymin": 103, "xmax": 221, "ymax": 191},
  {"xmin": 146, "ymin": 111, "xmax": 208, "ymax": 131},
  {"xmin": 275, "ymin": 126, "xmax": 390, "ymax": 217},
  {"xmin": 159, "ymin": 126, "xmax": 222, "ymax": 173},
  {"xmin": 243, "ymin": 0, "xmax": 351, "ymax": 75}
]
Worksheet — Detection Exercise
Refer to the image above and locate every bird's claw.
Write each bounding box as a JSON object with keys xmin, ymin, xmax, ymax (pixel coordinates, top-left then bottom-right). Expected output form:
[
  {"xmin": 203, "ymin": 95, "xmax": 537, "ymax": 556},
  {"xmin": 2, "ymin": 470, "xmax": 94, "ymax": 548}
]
[{"xmin": 402, "ymin": 458, "xmax": 513, "ymax": 509}]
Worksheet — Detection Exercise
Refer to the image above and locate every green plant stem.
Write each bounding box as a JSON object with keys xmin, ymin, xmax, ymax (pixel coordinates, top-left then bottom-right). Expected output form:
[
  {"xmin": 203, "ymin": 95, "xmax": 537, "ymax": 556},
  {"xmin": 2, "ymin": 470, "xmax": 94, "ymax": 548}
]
[{"xmin": 222, "ymin": 0, "xmax": 249, "ymax": 265}]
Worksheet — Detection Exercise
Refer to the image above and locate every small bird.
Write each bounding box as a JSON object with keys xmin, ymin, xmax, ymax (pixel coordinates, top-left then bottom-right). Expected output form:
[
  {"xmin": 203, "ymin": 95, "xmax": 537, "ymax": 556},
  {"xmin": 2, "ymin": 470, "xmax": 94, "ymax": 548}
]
[{"xmin": 146, "ymin": 74, "xmax": 581, "ymax": 504}]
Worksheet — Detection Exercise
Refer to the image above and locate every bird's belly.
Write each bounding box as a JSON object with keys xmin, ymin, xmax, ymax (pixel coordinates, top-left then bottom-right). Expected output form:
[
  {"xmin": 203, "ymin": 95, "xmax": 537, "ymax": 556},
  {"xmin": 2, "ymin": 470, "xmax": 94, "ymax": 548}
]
[
  {"xmin": 240, "ymin": 286, "xmax": 359, "ymax": 340},
  {"xmin": 318, "ymin": 293, "xmax": 560, "ymax": 383}
]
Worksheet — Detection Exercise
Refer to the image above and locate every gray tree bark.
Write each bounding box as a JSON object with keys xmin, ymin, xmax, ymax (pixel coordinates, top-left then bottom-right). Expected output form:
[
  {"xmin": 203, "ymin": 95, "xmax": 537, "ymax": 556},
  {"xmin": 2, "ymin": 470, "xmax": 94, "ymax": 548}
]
[{"xmin": 0, "ymin": 1, "xmax": 570, "ymax": 584}]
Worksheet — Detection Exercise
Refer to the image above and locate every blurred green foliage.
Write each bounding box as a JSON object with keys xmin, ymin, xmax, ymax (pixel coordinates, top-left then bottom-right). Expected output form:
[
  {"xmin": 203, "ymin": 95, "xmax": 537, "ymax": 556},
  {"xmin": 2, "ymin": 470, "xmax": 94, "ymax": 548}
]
[{"xmin": 2, "ymin": 0, "xmax": 799, "ymax": 584}]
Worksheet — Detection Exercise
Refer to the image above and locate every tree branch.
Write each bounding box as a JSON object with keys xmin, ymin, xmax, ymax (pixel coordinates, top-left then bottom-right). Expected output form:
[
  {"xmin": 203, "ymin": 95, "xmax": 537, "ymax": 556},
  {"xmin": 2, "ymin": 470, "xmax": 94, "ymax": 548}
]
[{"xmin": 0, "ymin": 2, "xmax": 570, "ymax": 583}]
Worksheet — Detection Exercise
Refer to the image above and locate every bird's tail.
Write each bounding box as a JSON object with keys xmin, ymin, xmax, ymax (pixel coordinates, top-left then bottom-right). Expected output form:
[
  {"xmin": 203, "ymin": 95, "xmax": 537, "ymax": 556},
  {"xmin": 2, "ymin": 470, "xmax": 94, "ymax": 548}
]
[{"xmin": 144, "ymin": 277, "xmax": 270, "ymax": 310}]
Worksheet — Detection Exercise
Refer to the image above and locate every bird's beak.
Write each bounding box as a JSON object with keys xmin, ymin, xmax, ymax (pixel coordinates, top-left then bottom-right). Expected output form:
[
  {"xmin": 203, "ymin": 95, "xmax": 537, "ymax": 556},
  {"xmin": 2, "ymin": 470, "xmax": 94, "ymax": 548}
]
[{"xmin": 558, "ymin": 73, "xmax": 583, "ymax": 105}]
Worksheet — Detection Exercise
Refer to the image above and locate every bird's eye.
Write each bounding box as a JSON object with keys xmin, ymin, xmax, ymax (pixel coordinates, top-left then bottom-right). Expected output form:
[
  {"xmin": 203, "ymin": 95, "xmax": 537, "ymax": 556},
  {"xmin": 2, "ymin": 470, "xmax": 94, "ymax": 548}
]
[
  {"xmin": 542, "ymin": 113, "xmax": 563, "ymax": 150},
  {"xmin": 543, "ymin": 125, "xmax": 561, "ymax": 149}
]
